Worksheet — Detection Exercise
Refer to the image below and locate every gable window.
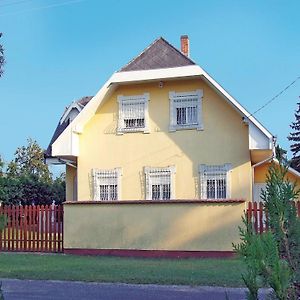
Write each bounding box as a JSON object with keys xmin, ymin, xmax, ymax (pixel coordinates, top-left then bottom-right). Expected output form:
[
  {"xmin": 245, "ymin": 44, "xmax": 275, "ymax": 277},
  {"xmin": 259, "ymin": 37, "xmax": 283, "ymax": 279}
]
[
  {"xmin": 198, "ymin": 164, "xmax": 231, "ymax": 199},
  {"xmin": 145, "ymin": 166, "xmax": 176, "ymax": 200},
  {"xmin": 169, "ymin": 90, "xmax": 203, "ymax": 131},
  {"xmin": 92, "ymin": 168, "xmax": 122, "ymax": 201},
  {"xmin": 117, "ymin": 93, "xmax": 149, "ymax": 133}
]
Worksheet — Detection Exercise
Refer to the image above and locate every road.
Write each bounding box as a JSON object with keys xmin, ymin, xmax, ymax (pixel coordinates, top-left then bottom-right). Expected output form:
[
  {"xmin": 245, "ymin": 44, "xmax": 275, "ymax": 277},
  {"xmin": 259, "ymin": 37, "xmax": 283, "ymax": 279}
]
[{"xmin": 1, "ymin": 279, "xmax": 271, "ymax": 300}]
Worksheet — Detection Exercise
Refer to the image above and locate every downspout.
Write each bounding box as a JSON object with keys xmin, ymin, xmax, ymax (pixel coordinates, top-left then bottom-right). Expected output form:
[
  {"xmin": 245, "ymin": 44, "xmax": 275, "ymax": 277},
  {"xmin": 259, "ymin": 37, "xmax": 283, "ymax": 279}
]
[{"xmin": 251, "ymin": 154, "xmax": 274, "ymax": 202}]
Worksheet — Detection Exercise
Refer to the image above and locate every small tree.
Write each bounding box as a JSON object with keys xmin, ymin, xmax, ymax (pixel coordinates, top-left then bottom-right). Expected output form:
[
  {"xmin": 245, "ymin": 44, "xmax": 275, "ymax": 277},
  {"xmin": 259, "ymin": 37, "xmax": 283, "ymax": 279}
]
[
  {"xmin": 288, "ymin": 102, "xmax": 300, "ymax": 172},
  {"xmin": 234, "ymin": 156, "xmax": 300, "ymax": 299}
]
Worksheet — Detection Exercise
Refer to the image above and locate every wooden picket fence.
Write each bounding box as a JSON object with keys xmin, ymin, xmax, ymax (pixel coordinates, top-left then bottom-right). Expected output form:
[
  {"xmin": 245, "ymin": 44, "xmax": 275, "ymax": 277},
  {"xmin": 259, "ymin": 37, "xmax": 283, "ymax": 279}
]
[
  {"xmin": 0, "ymin": 204, "xmax": 63, "ymax": 253},
  {"xmin": 247, "ymin": 201, "xmax": 300, "ymax": 234}
]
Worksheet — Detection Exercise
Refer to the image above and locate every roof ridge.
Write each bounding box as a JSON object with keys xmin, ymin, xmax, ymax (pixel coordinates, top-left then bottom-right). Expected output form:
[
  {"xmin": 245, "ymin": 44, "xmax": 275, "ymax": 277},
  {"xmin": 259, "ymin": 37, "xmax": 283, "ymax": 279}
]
[{"xmin": 118, "ymin": 37, "xmax": 162, "ymax": 72}]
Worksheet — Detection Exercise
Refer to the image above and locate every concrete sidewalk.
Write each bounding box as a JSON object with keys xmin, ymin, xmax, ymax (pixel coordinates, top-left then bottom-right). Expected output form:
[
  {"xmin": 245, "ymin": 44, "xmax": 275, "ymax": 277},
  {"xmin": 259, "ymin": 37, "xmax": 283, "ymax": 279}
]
[{"xmin": 1, "ymin": 278, "xmax": 271, "ymax": 300}]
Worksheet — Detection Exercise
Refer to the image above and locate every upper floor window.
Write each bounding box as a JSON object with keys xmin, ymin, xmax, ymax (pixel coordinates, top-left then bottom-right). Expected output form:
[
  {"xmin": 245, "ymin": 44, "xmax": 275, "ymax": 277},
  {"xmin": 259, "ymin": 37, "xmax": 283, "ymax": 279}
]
[
  {"xmin": 92, "ymin": 168, "xmax": 122, "ymax": 201},
  {"xmin": 144, "ymin": 166, "xmax": 176, "ymax": 200},
  {"xmin": 169, "ymin": 90, "xmax": 203, "ymax": 131},
  {"xmin": 117, "ymin": 93, "xmax": 149, "ymax": 134},
  {"xmin": 198, "ymin": 164, "xmax": 231, "ymax": 199}
]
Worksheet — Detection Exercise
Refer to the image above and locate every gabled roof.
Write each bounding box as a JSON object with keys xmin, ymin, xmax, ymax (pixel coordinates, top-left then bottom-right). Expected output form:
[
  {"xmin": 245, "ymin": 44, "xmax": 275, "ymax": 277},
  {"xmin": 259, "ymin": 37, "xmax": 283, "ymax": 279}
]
[
  {"xmin": 120, "ymin": 37, "xmax": 195, "ymax": 72},
  {"xmin": 50, "ymin": 37, "xmax": 274, "ymax": 159},
  {"xmin": 45, "ymin": 96, "xmax": 93, "ymax": 157}
]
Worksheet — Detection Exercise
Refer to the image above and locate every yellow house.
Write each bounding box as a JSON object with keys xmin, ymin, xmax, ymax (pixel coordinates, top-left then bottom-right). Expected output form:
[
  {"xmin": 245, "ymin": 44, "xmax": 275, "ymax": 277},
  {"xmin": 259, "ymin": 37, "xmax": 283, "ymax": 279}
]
[{"xmin": 46, "ymin": 36, "xmax": 300, "ymax": 257}]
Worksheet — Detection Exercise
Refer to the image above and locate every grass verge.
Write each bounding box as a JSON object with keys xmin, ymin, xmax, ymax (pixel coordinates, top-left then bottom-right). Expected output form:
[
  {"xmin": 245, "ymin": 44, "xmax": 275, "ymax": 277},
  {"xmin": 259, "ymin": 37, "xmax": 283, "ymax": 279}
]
[{"xmin": 0, "ymin": 253, "xmax": 245, "ymax": 287}]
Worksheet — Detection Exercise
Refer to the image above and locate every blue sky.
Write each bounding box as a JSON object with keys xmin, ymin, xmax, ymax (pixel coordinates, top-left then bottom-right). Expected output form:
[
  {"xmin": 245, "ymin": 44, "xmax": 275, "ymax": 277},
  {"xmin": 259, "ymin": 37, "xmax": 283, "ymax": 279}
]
[{"xmin": 0, "ymin": 0, "xmax": 299, "ymax": 168}]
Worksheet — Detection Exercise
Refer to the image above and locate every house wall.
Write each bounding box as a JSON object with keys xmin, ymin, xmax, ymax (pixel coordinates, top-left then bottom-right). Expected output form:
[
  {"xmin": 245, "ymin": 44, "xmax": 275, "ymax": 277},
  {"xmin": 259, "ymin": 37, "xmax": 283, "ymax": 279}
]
[
  {"xmin": 76, "ymin": 78, "xmax": 252, "ymax": 201},
  {"xmin": 66, "ymin": 165, "xmax": 76, "ymax": 201},
  {"xmin": 254, "ymin": 163, "xmax": 300, "ymax": 184},
  {"xmin": 64, "ymin": 201, "xmax": 245, "ymax": 252}
]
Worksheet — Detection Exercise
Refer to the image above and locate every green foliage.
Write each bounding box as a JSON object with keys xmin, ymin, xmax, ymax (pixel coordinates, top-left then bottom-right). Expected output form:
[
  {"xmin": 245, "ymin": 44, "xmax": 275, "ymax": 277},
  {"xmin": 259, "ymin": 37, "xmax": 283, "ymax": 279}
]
[
  {"xmin": 234, "ymin": 216, "xmax": 294, "ymax": 300},
  {"xmin": 0, "ymin": 155, "xmax": 4, "ymax": 177},
  {"xmin": 234, "ymin": 157, "xmax": 300, "ymax": 299},
  {"xmin": 261, "ymin": 159, "xmax": 300, "ymax": 295},
  {"xmin": 288, "ymin": 102, "xmax": 300, "ymax": 172},
  {"xmin": 7, "ymin": 138, "xmax": 52, "ymax": 183},
  {"xmin": 0, "ymin": 138, "xmax": 65, "ymax": 205}
]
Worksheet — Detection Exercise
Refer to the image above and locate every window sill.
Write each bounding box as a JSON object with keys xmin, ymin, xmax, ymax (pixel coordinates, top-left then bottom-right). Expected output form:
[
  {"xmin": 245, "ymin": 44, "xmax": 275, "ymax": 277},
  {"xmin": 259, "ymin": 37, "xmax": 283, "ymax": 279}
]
[
  {"xmin": 117, "ymin": 128, "xmax": 150, "ymax": 134},
  {"xmin": 169, "ymin": 124, "xmax": 204, "ymax": 132}
]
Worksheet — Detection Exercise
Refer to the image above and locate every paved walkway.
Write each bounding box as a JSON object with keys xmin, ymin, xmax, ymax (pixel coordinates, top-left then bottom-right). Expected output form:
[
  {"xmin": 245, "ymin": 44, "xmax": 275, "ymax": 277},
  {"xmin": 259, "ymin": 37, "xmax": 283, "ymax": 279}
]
[{"xmin": 1, "ymin": 279, "xmax": 271, "ymax": 300}]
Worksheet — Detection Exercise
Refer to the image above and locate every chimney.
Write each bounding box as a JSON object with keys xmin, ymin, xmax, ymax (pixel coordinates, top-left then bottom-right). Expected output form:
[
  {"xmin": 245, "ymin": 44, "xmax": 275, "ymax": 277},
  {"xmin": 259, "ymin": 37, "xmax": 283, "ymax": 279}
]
[{"xmin": 180, "ymin": 35, "xmax": 189, "ymax": 57}]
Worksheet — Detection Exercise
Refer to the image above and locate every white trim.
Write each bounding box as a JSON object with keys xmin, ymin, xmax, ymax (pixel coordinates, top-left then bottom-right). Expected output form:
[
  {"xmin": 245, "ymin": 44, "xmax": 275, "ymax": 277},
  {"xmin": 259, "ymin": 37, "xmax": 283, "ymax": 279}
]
[
  {"xmin": 144, "ymin": 166, "xmax": 176, "ymax": 200},
  {"xmin": 169, "ymin": 89, "xmax": 203, "ymax": 131},
  {"xmin": 52, "ymin": 65, "xmax": 274, "ymax": 157}
]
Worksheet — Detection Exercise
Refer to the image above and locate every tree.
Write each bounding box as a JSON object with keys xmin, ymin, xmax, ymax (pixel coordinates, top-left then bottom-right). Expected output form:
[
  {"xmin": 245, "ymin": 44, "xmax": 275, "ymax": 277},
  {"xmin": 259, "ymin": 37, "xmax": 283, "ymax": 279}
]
[
  {"xmin": 0, "ymin": 155, "xmax": 4, "ymax": 177},
  {"xmin": 0, "ymin": 33, "xmax": 4, "ymax": 77},
  {"xmin": 1, "ymin": 139, "xmax": 66, "ymax": 205},
  {"xmin": 288, "ymin": 102, "xmax": 300, "ymax": 172},
  {"xmin": 7, "ymin": 138, "xmax": 52, "ymax": 183},
  {"xmin": 234, "ymin": 156, "xmax": 300, "ymax": 299}
]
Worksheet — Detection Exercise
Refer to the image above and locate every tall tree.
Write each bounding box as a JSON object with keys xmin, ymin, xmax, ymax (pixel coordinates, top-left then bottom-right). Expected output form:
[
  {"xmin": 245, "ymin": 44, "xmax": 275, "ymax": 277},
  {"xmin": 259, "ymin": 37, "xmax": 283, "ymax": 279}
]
[
  {"xmin": 7, "ymin": 138, "xmax": 52, "ymax": 183},
  {"xmin": 0, "ymin": 155, "xmax": 4, "ymax": 177},
  {"xmin": 0, "ymin": 33, "xmax": 4, "ymax": 77},
  {"xmin": 288, "ymin": 102, "xmax": 300, "ymax": 172}
]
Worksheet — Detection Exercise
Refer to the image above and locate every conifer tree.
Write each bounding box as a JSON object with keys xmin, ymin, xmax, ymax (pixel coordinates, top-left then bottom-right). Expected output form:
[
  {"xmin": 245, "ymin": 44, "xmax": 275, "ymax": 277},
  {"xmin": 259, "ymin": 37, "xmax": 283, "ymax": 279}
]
[{"xmin": 288, "ymin": 102, "xmax": 300, "ymax": 172}]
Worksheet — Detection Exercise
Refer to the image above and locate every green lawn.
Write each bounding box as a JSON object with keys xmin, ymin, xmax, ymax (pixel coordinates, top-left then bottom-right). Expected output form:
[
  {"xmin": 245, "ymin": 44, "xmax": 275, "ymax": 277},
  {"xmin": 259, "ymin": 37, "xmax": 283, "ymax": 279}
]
[{"xmin": 0, "ymin": 253, "xmax": 245, "ymax": 287}]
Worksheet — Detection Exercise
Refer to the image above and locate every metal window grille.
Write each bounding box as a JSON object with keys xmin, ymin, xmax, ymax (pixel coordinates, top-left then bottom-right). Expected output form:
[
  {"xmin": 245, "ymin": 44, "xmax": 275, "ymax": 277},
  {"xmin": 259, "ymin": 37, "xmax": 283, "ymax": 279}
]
[
  {"xmin": 122, "ymin": 100, "xmax": 145, "ymax": 130},
  {"xmin": 199, "ymin": 165, "xmax": 229, "ymax": 199},
  {"xmin": 93, "ymin": 169, "xmax": 119, "ymax": 201},
  {"xmin": 174, "ymin": 97, "xmax": 198, "ymax": 126},
  {"xmin": 118, "ymin": 94, "xmax": 149, "ymax": 132},
  {"xmin": 169, "ymin": 90, "xmax": 203, "ymax": 131},
  {"xmin": 146, "ymin": 168, "xmax": 173, "ymax": 200}
]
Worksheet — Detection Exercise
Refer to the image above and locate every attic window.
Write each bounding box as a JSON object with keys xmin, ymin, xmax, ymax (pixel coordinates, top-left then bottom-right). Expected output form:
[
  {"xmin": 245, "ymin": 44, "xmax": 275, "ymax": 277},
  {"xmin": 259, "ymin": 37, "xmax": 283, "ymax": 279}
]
[
  {"xmin": 169, "ymin": 90, "xmax": 203, "ymax": 131},
  {"xmin": 198, "ymin": 164, "xmax": 231, "ymax": 199},
  {"xmin": 92, "ymin": 168, "xmax": 122, "ymax": 201},
  {"xmin": 144, "ymin": 166, "xmax": 176, "ymax": 200},
  {"xmin": 117, "ymin": 94, "xmax": 150, "ymax": 134}
]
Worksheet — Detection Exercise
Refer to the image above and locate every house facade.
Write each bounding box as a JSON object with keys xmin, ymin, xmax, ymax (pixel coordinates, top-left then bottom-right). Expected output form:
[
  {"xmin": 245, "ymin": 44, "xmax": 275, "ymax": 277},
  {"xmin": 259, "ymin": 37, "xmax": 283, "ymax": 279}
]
[
  {"xmin": 46, "ymin": 36, "xmax": 299, "ymax": 255},
  {"xmin": 47, "ymin": 36, "xmax": 279, "ymax": 203}
]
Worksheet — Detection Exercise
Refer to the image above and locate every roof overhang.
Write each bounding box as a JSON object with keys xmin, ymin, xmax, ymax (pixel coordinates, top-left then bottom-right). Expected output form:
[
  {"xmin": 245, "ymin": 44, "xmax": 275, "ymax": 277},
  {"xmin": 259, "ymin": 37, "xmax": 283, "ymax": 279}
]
[{"xmin": 52, "ymin": 65, "xmax": 274, "ymax": 157}]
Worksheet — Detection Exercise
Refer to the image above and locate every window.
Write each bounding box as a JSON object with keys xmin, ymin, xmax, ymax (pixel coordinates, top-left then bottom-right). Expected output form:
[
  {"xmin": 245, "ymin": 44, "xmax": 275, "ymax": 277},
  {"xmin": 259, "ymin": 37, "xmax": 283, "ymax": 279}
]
[
  {"xmin": 145, "ymin": 166, "xmax": 176, "ymax": 200},
  {"xmin": 169, "ymin": 90, "xmax": 203, "ymax": 131},
  {"xmin": 117, "ymin": 93, "xmax": 149, "ymax": 133},
  {"xmin": 198, "ymin": 164, "xmax": 231, "ymax": 199},
  {"xmin": 92, "ymin": 168, "xmax": 122, "ymax": 201}
]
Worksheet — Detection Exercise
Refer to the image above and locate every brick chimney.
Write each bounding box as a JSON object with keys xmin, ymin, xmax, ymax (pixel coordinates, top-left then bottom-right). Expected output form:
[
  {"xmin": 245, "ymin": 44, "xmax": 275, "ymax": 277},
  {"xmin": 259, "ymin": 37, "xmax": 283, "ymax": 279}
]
[{"xmin": 180, "ymin": 35, "xmax": 189, "ymax": 57}]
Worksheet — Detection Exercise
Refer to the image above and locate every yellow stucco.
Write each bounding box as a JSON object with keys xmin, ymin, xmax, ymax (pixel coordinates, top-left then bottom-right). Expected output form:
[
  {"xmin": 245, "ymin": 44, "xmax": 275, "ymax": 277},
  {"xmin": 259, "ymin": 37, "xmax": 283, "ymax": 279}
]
[
  {"xmin": 76, "ymin": 78, "xmax": 252, "ymax": 201},
  {"xmin": 64, "ymin": 202, "xmax": 245, "ymax": 251},
  {"xmin": 66, "ymin": 165, "xmax": 77, "ymax": 201},
  {"xmin": 254, "ymin": 163, "xmax": 300, "ymax": 184}
]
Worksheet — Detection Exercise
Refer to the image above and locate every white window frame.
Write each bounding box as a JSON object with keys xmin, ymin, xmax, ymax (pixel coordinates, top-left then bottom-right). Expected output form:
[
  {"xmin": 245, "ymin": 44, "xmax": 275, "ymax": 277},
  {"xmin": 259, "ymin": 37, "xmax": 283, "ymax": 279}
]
[
  {"xmin": 169, "ymin": 89, "xmax": 203, "ymax": 131},
  {"xmin": 117, "ymin": 93, "xmax": 150, "ymax": 134},
  {"xmin": 198, "ymin": 164, "xmax": 231, "ymax": 199},
  {"xmin": 144, "ymin": 166, "xmax": 176, "ymax": 200},
  {"xmin": 92, "ymin": 168, "xmax": 122, "ymax": 201}
]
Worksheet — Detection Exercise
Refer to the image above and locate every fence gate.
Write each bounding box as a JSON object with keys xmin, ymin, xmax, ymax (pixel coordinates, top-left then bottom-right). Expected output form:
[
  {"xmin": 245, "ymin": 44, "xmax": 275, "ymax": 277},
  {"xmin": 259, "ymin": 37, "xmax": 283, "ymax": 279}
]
[{"xmin": 0, "ymin": 204, "xmax": 63, "ymax": 253}]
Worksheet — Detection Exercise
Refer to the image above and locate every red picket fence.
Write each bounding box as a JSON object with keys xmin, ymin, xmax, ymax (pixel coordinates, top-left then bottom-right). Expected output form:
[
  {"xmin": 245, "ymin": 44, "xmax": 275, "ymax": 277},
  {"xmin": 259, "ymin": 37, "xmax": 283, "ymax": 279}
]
[
  {"xmin": 0, "ymin": 204, "xmax": 63, "ymax": 253},
  {"xmin": 247, "ymin": 201, "xmax": 300, "ymax": 234}
]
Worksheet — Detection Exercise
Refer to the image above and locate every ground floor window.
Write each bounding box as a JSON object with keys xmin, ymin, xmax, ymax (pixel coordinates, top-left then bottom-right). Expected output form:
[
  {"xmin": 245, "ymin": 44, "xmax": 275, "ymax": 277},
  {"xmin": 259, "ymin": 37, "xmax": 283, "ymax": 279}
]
[
  {"xmin": 198, "ymin": 164, "xmax": 231, "ymax": 199},
  {"xmin": 144, "ymin": 166, "xmax": 176, "ymax": 200},
  {"xmin": 92, "ymin": 168, "xmax": 122, "ymax": 201}
]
